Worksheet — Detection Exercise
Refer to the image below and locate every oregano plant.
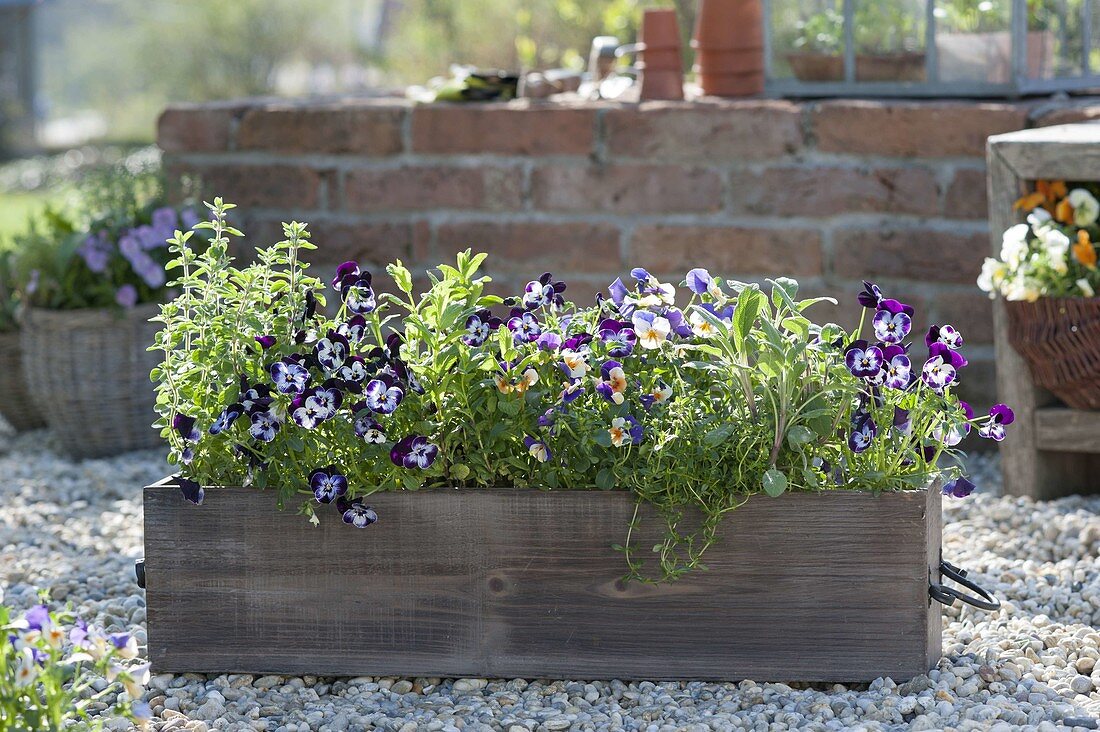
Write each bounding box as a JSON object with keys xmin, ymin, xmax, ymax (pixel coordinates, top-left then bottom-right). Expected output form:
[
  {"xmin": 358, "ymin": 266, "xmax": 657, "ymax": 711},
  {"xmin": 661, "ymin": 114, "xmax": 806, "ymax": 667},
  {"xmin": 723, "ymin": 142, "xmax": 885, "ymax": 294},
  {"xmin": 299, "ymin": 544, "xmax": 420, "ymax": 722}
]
[{"xmin": 153, "ymin": 200, "xmax": 1011, "ymax": 581}]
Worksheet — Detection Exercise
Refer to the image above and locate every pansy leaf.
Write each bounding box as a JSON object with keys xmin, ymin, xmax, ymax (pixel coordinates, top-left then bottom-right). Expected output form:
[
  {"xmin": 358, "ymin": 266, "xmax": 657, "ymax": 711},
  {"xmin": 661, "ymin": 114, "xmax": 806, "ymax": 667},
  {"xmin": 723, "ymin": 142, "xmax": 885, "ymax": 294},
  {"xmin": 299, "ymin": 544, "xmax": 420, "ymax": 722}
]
[
  {"xmin": 762, "ymin": 468, "xmax": 788, "ymax": 497},
  {"xmin": 451, "ymin": 464, "xmax": 471, "ymax": 481},
  {"xmin": 786, "ymin": 425, "xmax": 815, "ymax": 447},
  {"xmin": 594, "ymin": 430, "xmax": 613, "ymax": 448},
  {"xmin": 801, "ymin": 467, "xmax": 821, "ymax": 489},
  {"xmin": 595, "ymin": 468, "xmax": 615, "ymax": 490}
]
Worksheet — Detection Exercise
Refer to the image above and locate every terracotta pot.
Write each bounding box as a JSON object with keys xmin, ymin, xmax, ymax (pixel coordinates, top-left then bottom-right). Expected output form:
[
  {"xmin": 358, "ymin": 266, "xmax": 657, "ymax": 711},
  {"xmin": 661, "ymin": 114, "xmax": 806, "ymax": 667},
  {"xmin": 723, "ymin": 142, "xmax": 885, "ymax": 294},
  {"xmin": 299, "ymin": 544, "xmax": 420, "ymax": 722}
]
[
  {"xmin": 693, "ymin": 0, "xmax": 762, "ymax": 51},
  {"xmin": 697, "ymin": 70, "xmax": 763, "ymax": 97},
  {"xmin": 640, "ymin": 69, "xmax": 685, "ymax": 100},
  {"xmin": 639, "ymin": 47, "xmax": 684, "ymax": 71},
  {"xmin": 694, "ymin": 47, "xmax": 764, "ymax": 75},
  {"xmin": 640, "ymin": 8, "xmax": 683, "ymax": 51}
]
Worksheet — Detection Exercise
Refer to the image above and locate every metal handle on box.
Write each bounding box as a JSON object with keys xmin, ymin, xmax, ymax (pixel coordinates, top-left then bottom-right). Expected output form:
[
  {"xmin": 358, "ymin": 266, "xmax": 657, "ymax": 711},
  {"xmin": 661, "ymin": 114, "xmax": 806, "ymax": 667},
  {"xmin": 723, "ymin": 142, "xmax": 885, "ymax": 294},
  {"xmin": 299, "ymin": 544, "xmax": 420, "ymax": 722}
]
[
  {"xmin": 929, "ymin": 559, "xmax": 1000, "ymax": 611},
  {"xmin": 135, "ymin": 558, "xmax": 146, "ymax": 589}
]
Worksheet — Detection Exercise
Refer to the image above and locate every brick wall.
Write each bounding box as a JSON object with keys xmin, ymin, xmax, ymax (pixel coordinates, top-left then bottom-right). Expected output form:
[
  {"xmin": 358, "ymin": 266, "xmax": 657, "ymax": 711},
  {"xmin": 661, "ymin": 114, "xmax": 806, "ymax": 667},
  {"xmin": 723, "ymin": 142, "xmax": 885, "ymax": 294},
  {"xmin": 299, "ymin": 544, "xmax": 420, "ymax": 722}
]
[{"xmin": 158, "ymin": 95, "xmax": 1100, "ymax": 408}]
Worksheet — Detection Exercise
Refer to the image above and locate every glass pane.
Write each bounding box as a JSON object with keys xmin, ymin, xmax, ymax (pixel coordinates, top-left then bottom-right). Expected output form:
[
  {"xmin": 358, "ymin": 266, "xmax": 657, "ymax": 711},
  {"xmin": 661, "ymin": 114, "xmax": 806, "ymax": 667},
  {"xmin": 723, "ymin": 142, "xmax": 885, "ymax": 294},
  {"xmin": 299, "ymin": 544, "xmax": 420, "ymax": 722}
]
[
  {"xmin": 1036, "ymin": 0, "xmax": 1085, "ymax": 78},
  {"xmin": 769, "ymin": 0, "xmax": 846, "ymax": 81},
  {"xmin": 933, "ymin": 0, "xmax": 1013, "ymax": 83},
  {"xmin": 854, "ymin": 0, "xmax": 928, "ymax": 81}
]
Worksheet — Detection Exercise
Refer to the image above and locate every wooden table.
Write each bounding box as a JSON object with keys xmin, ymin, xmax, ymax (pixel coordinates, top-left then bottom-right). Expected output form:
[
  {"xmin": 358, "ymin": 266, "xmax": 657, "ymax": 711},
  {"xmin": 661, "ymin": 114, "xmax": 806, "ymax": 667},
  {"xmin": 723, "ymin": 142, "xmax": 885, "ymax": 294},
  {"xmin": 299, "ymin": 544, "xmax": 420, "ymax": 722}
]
[{"xmin": 987, "ymin": 124, "xmax": 1100, "ymax": 499}]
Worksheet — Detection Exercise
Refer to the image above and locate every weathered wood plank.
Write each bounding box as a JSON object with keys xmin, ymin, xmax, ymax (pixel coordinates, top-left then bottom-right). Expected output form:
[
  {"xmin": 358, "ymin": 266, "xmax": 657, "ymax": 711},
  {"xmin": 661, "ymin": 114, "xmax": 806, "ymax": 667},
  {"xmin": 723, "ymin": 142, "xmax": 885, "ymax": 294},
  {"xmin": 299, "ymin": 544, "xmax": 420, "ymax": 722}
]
[
  {"xmin": 986, "ymin": 129, "xmax": 1100, "ymax": 499},
  {"xmin": 145, "ymin": 483, "xmax": 940, "ymax": 681},
  {"xmin": 1035, "ymin": 408, "xmax": 1100, "ymax": 454}
]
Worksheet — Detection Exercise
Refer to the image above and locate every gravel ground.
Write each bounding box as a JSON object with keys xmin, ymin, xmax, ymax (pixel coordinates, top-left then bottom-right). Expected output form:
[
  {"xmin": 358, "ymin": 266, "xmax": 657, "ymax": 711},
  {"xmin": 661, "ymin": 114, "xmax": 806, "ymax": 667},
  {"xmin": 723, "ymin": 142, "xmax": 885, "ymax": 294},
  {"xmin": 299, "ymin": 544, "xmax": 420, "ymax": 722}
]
[{"xmin": 1, "ymin": 427, "xmax": 1099, "ymax": 732}]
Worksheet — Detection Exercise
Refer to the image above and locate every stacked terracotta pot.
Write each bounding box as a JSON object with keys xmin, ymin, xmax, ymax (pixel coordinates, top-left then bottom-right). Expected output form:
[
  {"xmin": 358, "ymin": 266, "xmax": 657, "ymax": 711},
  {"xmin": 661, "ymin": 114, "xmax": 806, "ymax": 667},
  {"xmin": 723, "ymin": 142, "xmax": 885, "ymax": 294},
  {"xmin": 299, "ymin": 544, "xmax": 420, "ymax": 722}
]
[
  {"xmin": 693, "ymin": 0, "xmax": 764, "ymax": 96},
  {"xmin": 639, "ymin": 9, "xmax": 685, "ymax": 101}
]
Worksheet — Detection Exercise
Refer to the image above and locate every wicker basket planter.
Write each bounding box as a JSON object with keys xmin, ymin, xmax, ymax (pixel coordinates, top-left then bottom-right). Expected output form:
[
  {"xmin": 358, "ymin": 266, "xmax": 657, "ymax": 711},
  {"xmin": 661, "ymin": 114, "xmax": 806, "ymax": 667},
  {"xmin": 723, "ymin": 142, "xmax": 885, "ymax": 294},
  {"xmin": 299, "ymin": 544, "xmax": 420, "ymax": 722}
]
[
  {"xmin": 143, "ymin": 479, "xmax": 950, "ymax": 682},
  {"xmin": 1005, "ymin": 298, "xmax": 1100, "ymax": 410},
  {"xmin": 21, "ymin": 304, "xmax": 162, "ymax": 458},
  {"xmin": 0, "ymin": 330, "xmax": 46, "ymax": 432}
]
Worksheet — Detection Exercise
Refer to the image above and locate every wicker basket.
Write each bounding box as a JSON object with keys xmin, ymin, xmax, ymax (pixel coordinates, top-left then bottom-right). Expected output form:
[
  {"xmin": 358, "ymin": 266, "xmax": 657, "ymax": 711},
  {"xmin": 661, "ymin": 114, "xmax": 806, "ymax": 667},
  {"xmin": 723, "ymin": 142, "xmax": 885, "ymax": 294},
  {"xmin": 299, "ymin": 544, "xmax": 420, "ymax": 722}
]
[
  {"xmin": 1006, "ymin": 297, "xmax": 1100, "ymax": 410},
  {"xmin": 0, "ymin": 330, "xmax": 47, "ymax": 432},
  {"xmin": 20, "ymin": 305, "xmax": 163, "ymax": 458}
]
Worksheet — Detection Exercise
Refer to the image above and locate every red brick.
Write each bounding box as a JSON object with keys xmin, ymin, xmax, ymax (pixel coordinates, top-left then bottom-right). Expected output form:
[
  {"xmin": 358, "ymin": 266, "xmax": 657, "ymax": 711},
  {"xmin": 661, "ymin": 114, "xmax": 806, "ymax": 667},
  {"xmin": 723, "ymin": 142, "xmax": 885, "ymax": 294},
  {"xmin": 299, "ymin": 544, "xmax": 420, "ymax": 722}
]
[
  {"xmin": 531, "ymin": 163, "xmax": 723, "ymax": 214},
  {"xmin": 434, "ymin": 221, "xmax": 622, "ymax": 273},
  {"xmin": 157, "ymin": 105, "xmax": 239, "ymax": 153},
  {"xmin": 831, "ymin": 226, "xmax": 989, "ymax": 284},
  {"xmin": 935, "ymin": 291, "xmax": 994, "ymax": 344},
  {"xmin": 812, "ymin": 100, "xmax": 1027, "ymax": 158},
  {"xmin": 344, "ymin": 165, "xmax": 523, "ymax": 212},
  {"xmin": 604, "ymin": 100, "xmax": 803, "ymax": 161},
  {"xmin": 183, "ymin": 164, "xmax": 327, "ymax": 210},
  {"xmin": 236, "ymin": 102, "xmax": 406, "ymax": 155},
  {"xmin": 244, "ymin": 217, "xmax": 414, "ymax": 269},
  {"xmin": 630, "ymin": 225, "xmax": 823, "ymax": 277},
  {"xmin": 729, "ymin": 165, "xmax": 939, "ymax": 217},
  {"xmin": 944, "ymin": 168, "xmax": 988, "ymax": 220},
  {"xmin": 411, "ymin": 103, "xmax": 596, "ymax": 156}
]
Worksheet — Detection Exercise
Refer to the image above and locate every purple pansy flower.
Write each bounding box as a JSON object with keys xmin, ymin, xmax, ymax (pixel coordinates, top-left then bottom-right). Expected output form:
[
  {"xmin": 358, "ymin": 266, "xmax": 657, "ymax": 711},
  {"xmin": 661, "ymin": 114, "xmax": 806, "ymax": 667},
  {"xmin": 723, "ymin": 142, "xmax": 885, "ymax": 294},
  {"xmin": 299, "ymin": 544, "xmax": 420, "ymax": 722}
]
[
  {"xmin": 872, "ymin": 308, "xmax": 911, "ymax": 345},
  {"xmin": 309, "ymin": 467, "xmax": 348, "ymax": 504},
  {"xmin": 877, "ymin": 297, "xmax": 915, "ymax": 317},
  {"xmin": 331, "ymin": 261, "xmax": 361, "ymax": 292},
  {"xmin": 79, "ymin": 231, "xmax": 112, "ymax": 273},
  {"xmin": 685, "ymin": 268, "xmax": 712, "ymax": 296},
  {"xmin": 24, "ymin": 605, "xmax": 50, "ymax": 632},
  {"xmin": 462, "ymin": 309, "xmax": 502, "ymax": 346},
  {"xmin": 942, "ymin": 476, "xmax": 976, "ymax": 498},
  {"xmin": 608, "ymin": 414, "xmax": 644, "ymax": 447},
  {"xmin": 559, "ymin": 380, "xmax": 585, "ymax": 404},
  {"xmin": 922, "ymin": 354, "xmax": 956, "ymax": 391},
  {"xmin": 315, "ymin": 331, "xmax": 350, "ymax": 373},
  {"xmin": 338, "ymin": 355, "xmax": 369, "ymax": 385},
  {"xmin": 849, "ymin": 415, "xmax": 877, "ymax": 453},
  {"xmin": 115, "ymin": 284, "xmax": 138, "ymax": 309},
  {"xmin": 562, "ymin": 332, "xmax": 593, "ymax": 352},
  {"xmin": 345, "ymin": 278, "xmax": 377, "ymax": 314},
  {"xmin": 598, "ymin": 319, "xmax": 637, "ymax": 357},
  {"xmin": 523, "ymin": 436, "xmax": 552, "ymax": 462},
  {"xmin": 240, "ymin": 383, "xmax": 272, "ymax": 414},
  {"xmin": 630, "ymin": 268, "xmax": 651, "ymax": 282},
  {"xmin": 337, "ymin": 497, "xmax": 378, "ymax": 528},
  {"xmin": 336, "ymin": 315, "xmax": 369, "ymax": 343},
  {"xmin": 883, "ymin": 347, "xmax": 912, "ymax": 390},
  {"xmin": 292, "ymin": 384, "xmax": 343, "ymax": 429},
  {"xmin": 351, "ymin": 404, "xmax": 386, "ymax": 443},
  {"xmin": 522, "ymin": 272, "xmax": 567, "ymax": 310},
  {"xmin": 209, "ymin": 403, "xmax": 244, "ymax": 435},
  {"xmin": 608, "ymin": 277, "xmax": 633, "ymax": 316},
  {"xmin": 934, "ymin": 401, "xmax": 974, "ymax": 446},
  {"xmin": 663, "ymin": 308, "xmax": 694, "ymax": 338},
  {"xmin": 249, "ymin": 410, "xmax": 280, "ymax": 442},
  {"xmin": 364, "ymin": 377, "xmax": 404, "ymax": 414},
  {"xmin": 69, "ymin": 619, "xmax": 89, "ymax": 648},
  {"xmin": 507, "ymin": 309, "xmax": 542, "ymax": 343},
  {"xmin": 893, "ymin": 407, "xmax": 912, "ymax": 435},
  {"xmin": 255, "ymin": 335, "xmax": 276, "ymax": 351},
  {"xmin": 537, "ymin": 332, "xmax": 563, "ymax": 352},
  {"xmin": 857, "ymin": 281, "xmax": 883, "ymax": 309},
  {"xmin": 178, "ymin": 477, "xmax": 204, "ymax": 505},
  {"xmin": 270, "ymin": 357, "xmax": 311, "ymax": 395},
  {"xmin": 173, "ymin": 414, "xmax": 201, "ymax": 443},
  {"xmin": 979, "ymin": 404, "xmax": 1015, "ymax": 441},
  {"xmin": 929, "ymin": 341, "xmax": 968, "ymax": 370},
  {"xmin": 538, "ymin": 408, "xmax": 558, "ymax": 428},
  {"xmin": 844, "ymin": 340, "xmax": 884, "ymax": 378},
  {"xmin": 640, "ymin": 381, "xmax": 674, "ymax": 410},
  {"xmin": 926, "ymin": 324, "xmax": 964, "ymax": 350},
  {"xmin": 390, "ymin": 435, "xmax": 439, "ymax": 469}
]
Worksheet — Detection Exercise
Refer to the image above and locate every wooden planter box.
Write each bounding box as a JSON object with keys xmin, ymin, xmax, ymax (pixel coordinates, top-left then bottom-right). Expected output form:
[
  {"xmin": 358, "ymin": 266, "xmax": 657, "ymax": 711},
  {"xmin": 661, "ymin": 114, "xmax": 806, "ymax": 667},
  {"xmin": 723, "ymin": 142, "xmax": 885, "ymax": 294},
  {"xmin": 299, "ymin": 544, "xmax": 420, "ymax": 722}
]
[
  {"xmin": 143, "ymin": 479, "xmax": 942, "ymax": 682},
  {"xmin": 987, "ymin": 124, "xmax": 1100, "ymax": 499}
]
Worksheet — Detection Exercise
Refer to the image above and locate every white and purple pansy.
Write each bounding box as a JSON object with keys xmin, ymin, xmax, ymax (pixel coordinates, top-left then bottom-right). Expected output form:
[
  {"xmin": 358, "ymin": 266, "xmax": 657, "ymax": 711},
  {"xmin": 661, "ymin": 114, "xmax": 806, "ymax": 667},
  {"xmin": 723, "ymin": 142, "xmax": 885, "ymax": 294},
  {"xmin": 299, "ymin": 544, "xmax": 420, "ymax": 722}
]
[
  {"xmin": 640, "ymin": 381, "xmax": 674, "ymax": 410},
  {"xmin": 598, "ymin": 318, "xmax": 636, "ymax": 357},
  {"xmin": 522, "ymin": 272, "xmax": 567, "ymax": 310},
  {"xmin": 872, "ymin": 307, "xmax": 911, "ymax": 345},
  {"xmin": 523, "ymin": 436, "xmax": 552, "ymax": 462},
  {"xmin": 881, "ymin": 345, "xmax": 912, "ymax": 390},
  {"xmin": 336, "ymin": 315, "xmax": 369, "ymax": 343},
  {"xmin": 978, "ymin": 403, "xmax": 1015, "ymax": 441},
  {"xmin": 344, "ymin": 273, "xmax": 377, "ymax": 315},
  {"xmin": 291, "ymin": 383, "xmax": 343, "ymax": 429},
  {"xmin": 336, "ymin": 497, "xmax": 378, "ymax": 528},
  {"xmin": 315, "ymin": 331, "xmax": 350, "ymax": 373},
  {"xmin": 240, "ymin": 382, "xmax": 274, "ymax": 415},
  {"xmin": 364, "ymin": 376, "xmax": 404, "ymax": 414},
  {"xmin": 893, "ymin": 406, "xmax": 912, "ymax": 436},
  {"xmin": 632, "ymin": 310, "xmax": 671, "ymax": 350},
  {"xmin": 663, "ymin": 308, "xmax": 694, "ymax": 338},
  {"xmin": 595, "ymin": 360, "xmax": 628, "ymax": 405},
  {"xmin": 538, "ymin": 408, "xmax": 558, "ymax": 429},
  {"xmin": 942, "ymin": 476, "xmax": 976, "ymax": 498},
  {"xmin": 562, "ymin": 332, "xmax": 593, "ymax": 353},
  {"xmin": 209, "ymin": 403, "xmax": 244, "ymax": 435},
  {"xmin": 388, "ymin": 358, "xmax": 425, "ymax": 395},
  {"xmin": 560, "ymin": 348, "xmax": 590, "ymax": 379},
  {"xmin": 390, "ymin": 435, "xmax": 439, "ymax": 469},
  {"xmin": 309, "ymin": 466, "xmax": 348, "ymax": 504},
  {"xmin": 249, "ymin": 410, "xmax": 280, "ymax": 442},
  {"xmin": 876, "ymin": 297, "xmax": 914, "ymax": 317},
  {"xmin": 685, "ymin": 268, "xmax": 712, "ymax": 296},
  {"xmin": 177, "ymin": 477, "xmax": 204, "ymax": 505},
  {"xmin": 270, "ymin": 357, "xmax": 311, "ymax": 395},
  {"xmin": 921, "ymin": 353, "xmax": 957, "ymax": 392},
  {"xmin": 934, "ymin": 400, "xmax": 973, "ymax": 446},
  {"xmin": 844, "ymin": 340, "xmax": 884, "ymax": 378},
  {"xmin": 332, "ymin": 261, "xmax": 361, "ymax": 292},
  {"xmin": 351, "ymin": 404, "xmax": 386, "ymax": 443},
  {"xmin": 559, "ymin": 379, "xmax": 585, "ymax": 404},
  {"xmin": 338, "ymin": 355, "xmax": 369, "ymax": 386},
  {"xmin": 536, "ymin": 332, "xmax": 563, "ymax": 351},
  {"xmin": 507, "ymin": 308, "xmax": 542, "ymax": 343},
  {"xmin": 848, "ymin": 415, "xmax": 877, "ymax": 453},
  {"xmin": 608, "ymin": 414, "xmax": 644, "ymax": 447},
  {"xmin": 925, "ymin": 324, "xmax": 964, "ymax": 350},
  {"xmin": 608, "ymin": 277, "xmax": 634, "ymax": 317},
  {"xmin": 462, "ymin": 308, "xmax": 503, "ymax": 346}
]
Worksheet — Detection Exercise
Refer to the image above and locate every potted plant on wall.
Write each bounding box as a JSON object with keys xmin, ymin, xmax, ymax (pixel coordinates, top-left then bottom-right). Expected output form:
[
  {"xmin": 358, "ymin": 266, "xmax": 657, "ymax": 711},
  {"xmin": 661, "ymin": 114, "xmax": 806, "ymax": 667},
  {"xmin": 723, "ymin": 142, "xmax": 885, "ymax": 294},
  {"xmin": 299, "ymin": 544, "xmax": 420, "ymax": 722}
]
[
  {"xmin": 0, "ymin": 244, "xmax": 45, "ymax": 433},
  {"xmin": 934, "ymin": 0, "xmax": 1054, "ymax": 83},
  {"xmin": 784, "ymin": 3, "xmax": 925, "ymax": 82},
  {"xmin": 140, "ymin": 199, "xmax": 1005, "ymax": 681},
  {"xmin": 979, "ymin": 180, "xmax": 1100, "ymax": 409},
  {"xmin": 12, "ymin": 166, "xmax": 202, "ymax": 458}
]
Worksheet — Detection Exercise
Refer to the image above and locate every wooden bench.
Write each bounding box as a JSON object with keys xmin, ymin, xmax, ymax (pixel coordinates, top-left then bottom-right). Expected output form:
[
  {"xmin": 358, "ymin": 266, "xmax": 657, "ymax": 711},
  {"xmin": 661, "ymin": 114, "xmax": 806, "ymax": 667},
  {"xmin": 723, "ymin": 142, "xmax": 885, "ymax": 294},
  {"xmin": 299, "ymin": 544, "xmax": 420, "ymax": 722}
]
[{"xmin": 987, "ymin": 124, "xmax": 1100, "ymax": 499}]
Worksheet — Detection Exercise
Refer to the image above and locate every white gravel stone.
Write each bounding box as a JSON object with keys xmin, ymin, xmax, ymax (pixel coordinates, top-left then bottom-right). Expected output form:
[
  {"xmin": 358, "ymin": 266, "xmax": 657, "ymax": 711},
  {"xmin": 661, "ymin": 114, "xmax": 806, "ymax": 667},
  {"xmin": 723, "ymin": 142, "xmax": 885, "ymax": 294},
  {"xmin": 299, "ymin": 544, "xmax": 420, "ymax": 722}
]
[{"xmin": 1, "ymin": 439, "xmax": 1098, "ymax": 731}]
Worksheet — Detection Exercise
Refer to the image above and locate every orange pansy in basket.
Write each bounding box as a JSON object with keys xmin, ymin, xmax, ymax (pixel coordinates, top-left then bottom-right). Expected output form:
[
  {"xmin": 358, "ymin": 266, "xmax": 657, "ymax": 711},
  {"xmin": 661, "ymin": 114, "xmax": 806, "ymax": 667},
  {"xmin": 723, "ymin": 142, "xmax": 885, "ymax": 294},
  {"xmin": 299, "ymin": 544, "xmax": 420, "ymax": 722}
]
[
  {"xmin": 1074, "ymin": 230, "xmax": 1098, "ymax": 269},
  {"xmin": 1014, "ymin": 179, "xmax": 1068, "ymax": 212}
]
